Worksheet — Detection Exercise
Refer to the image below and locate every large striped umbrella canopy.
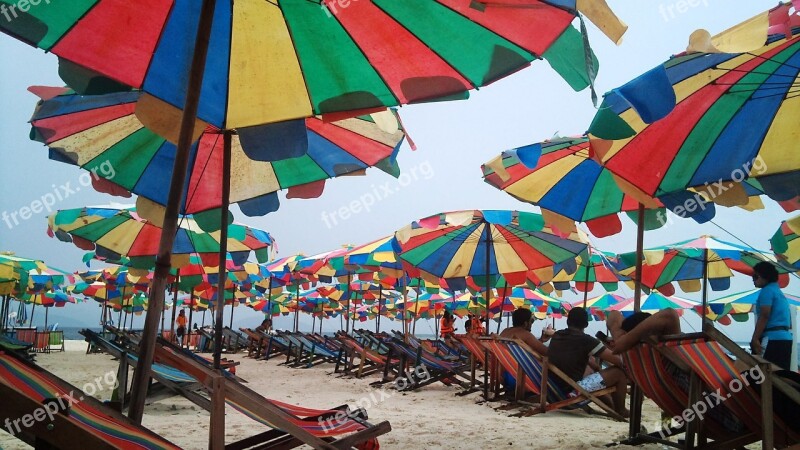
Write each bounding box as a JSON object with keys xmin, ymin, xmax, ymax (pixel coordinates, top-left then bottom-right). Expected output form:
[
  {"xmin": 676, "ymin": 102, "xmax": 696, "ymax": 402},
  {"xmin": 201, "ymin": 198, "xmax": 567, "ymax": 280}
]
[
  {"xmin": 0, "ymin": 254, "xmax": 51, "ymax": 295},
  {"xmin": 396, "ymin": 210, "xmax": 589, "ymax": 284},
  {"xmin": 2, "ymin": 0, "xmax": 625, "ymax": 129},
  {"xmin": 771, "ymin": 214, "xmax": 800, "ymax": 269},
  {"xmin": 47, "ymin": 205, "xmax": 274, "ymax": 269},
  {"xmin": 588, "ymin": 4, "xmax": 800, "ymax": 212},
  {"xmin": 30, "ymin": 87, "xmax": 407, "ymax": 218},
  {"xmin": 614, "ymin": 235, "xmax": 795, "ymax": 296},
  {"xmin": 482, "ymin": 136, "xmax": 668, "ymax": 237}
]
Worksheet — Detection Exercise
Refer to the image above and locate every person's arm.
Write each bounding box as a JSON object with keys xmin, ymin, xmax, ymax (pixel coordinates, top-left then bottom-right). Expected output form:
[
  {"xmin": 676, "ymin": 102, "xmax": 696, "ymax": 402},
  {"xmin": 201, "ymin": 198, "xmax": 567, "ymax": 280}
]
[
  {"xmin": 521, "ymin": 333, "xmax": 548, "ymax": 356},
  {"xmin": 597, "ymin": 347, "xmax": 623, "ymax": 367},
  {"xmin": 750, "ymin": 305, "xmax": 771, "ymax": 355}
]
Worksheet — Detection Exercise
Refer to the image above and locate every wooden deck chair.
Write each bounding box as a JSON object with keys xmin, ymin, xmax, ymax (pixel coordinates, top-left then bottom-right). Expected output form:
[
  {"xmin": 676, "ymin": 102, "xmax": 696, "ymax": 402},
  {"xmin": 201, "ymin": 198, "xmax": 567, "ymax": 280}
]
[
  {"xmin": 482, "ymin": 337, "xmax": 624, "ymax": 421},
  {"xmin": 0, "ymin": 333, "xmax": 34, "ymax": 361},
  {"xmin": 33, "ymin": 331, "xmax": 51, "ymax": 354},
  {"xmin": 667, "ymin": 330, "xmax": 800, "ymax": 449},
  {"xmin": 80, "ymin": 329, "xmax": 211, "ymax": 412},
  {"xmin": 617, "ymin": 330, "xmax": 797, "ymax": 449},
  {"xmin": 380, "ymin": 338, "xmax": 470, "ymax": 391},
  {"xmin": 14, "ymin": 328, "xmax": 37, "ymax": 346},
  {"xmin": 240, "ymin": 327, "xmax": 268, "ymax": 358},
  {"xmin": 455, "ymin": 335, "xmax": 487, "ymax": 393},
  {"xmin": 0, "ymin": 351, "xmax": 180, "ymax": 449},
  {"xmin": 152, "ymin": 339, "xmax": 392, "ymax": 449},
  {"xmin": 48, "ymin": 330, "xmax": 65, "ymax": 352},
  {"xmin": 335, "ymin": 333, "xmax": 397, "ymax": 378}
]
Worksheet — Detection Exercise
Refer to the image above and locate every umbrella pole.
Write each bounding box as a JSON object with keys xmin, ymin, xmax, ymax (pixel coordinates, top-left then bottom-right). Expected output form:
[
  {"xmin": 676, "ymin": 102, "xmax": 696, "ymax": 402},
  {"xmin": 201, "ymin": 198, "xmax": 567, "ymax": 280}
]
[
  {"xmin": 582, "ymin": 254, "xmax": 590, "ymax": 308},
  {"xmin": 188, "ymin": 298, "xmax": 194, "ymax": 345},
  {"xmin": 482, "ymin": 223, "xmax": 492, "ymax": 400},
  {"xmin": 229, "ymin": 296, "xmax": 235, "ymax": 329},
  {"xmin": 30, "ymin": 303, "xmax": 36, "ymax": 328},
  {"xmin": 319, "ymin": 313, "xmax": 323, "ymax": 334},
  {"xmin": 376, "ymin": 290, "xmax": 383, "ymax": 333},
  {"xmin": 701, "ymin": 248, "xmax": 710, "ymax": 332},
  {"xmin": 628, "ymin": 203, "xmax": 646, "ymax": 440},
  {"xmin": 214, "ymin": 130, "xmax": 233, "ymax": 371},
  {"xmin": 294, "ymin": 283, "xmax": 300, "ymax": 333},
  {"xmin": 202, "ymin": 309, "xmax": 207, "ymax": 328},
  {"xmin": 128, "ymin": 0, "xmax": 217, "ymax": 425},
  {"xmin": 45, "ymin": 308, "xmax": 48, "ymax": 330},
  {"xmin": 170, "ymin": 271, "xmax": 180, "ymax": 339}
]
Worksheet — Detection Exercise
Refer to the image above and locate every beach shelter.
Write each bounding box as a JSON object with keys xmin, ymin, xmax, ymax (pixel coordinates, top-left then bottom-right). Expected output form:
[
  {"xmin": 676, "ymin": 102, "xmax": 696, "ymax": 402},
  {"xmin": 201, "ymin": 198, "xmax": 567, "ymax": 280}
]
[
  {"xmin": 588, "ymin": 3, "xmax": 800, "ymax": 213},
  {"xmin": 47, "ymin": 205, "xmax": 274, "ymax": 269},
  {"xmin": 395, "ymin": 210, "xmax": 590, "ymax": 337},
  {"xmin": 609, "ymin": 292, "xmax": 698, "ymax": 317}
]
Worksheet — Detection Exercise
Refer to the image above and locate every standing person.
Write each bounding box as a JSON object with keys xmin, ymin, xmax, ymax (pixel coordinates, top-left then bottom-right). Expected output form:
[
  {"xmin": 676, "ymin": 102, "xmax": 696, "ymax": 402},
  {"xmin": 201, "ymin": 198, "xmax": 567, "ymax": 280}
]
[
  {"xmin": 548, "ymin": 307, "xmax": 629, "ymax": 418},
  {"xmin": 176, "ymin": 309, "xmax": 188, "ymax": 347},
  {"xmin": 750, "ymin": 261, "xmax": 793, "ymax": 370}
]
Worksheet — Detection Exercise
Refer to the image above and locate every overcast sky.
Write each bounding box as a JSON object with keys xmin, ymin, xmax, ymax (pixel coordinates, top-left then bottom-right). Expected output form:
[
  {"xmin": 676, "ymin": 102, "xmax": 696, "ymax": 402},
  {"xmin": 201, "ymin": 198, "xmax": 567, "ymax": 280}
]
[{"xmin": 0, "ymin": 1, "xmax": 793, "ymax": 339}]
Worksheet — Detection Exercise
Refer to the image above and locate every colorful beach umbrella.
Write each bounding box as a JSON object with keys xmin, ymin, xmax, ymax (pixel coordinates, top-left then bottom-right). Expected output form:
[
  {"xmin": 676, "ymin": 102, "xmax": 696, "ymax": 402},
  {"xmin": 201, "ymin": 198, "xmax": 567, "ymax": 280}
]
[
  {"xmin": 47, "ymin": 205, "xmax": 274, "ymax": 269},
  {"xmin": 396, "ymin": 209, "xmax": 589, "ymax": 331},
  {"xmin": 482, "ymin": 136, "xmax": 669, "ymax": 237},
  {"xmin": 610, "ymin": 292, "xmax": 698, "ymax": 317},
  {"xmin": 29, "ymin": 87, "xmax": 407, "ymax": 218},
  {"xmin": 771, "ymin": 214, "xmax": 800, "ymax": 268},
  {"xmin": 588, "ymin": 3, "xmax": 800, "ymax": 214},
  {"xmin": 3, "ymin": 0, "xmax": 626, "ymax": 129}
]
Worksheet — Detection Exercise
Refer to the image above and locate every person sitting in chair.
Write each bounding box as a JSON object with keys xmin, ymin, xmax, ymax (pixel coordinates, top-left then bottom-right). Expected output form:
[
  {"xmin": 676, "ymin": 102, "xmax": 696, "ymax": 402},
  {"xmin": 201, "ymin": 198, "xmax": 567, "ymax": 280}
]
[{"xmin": 548, "ymin": 307, "xmax": 629, "ymax": 418}]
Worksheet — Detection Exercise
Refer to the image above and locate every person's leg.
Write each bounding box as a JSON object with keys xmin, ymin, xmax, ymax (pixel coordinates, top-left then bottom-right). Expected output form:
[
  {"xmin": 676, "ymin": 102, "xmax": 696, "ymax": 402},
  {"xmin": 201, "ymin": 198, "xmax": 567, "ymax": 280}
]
[
  {"xmin": 600, "ymin": 367, "xmax": 630, "ymax": 418},
  {"xmin": 611, "ymin": 309, "xmax": 681, "ymax": 354},
  {"xmin": 763, "ymin": 340, "xmax": 793, "ymax": 370}
]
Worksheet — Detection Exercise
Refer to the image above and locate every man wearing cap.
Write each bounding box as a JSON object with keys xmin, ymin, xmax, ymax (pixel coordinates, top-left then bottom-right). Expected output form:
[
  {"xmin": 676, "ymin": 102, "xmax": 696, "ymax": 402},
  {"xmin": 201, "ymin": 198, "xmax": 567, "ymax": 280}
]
[{"xmin": 548, "ymin": 307, "xmax": 629, "ymax": 418}]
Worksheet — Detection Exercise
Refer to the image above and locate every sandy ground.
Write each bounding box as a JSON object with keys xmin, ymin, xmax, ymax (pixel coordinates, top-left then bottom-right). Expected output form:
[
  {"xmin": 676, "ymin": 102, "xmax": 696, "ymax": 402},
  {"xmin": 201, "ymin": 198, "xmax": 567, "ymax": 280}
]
[{"xmin": 0, "ymin": 340, "xmax": 672, "ymax": 449}]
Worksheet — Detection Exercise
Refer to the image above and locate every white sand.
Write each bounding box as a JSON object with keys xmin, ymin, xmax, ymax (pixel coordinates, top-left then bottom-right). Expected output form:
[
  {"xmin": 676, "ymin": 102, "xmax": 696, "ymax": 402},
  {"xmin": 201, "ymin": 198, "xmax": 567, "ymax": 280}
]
[{"xmin": 1, "ymin": 340, "xmax": 671, "ymax": 449}]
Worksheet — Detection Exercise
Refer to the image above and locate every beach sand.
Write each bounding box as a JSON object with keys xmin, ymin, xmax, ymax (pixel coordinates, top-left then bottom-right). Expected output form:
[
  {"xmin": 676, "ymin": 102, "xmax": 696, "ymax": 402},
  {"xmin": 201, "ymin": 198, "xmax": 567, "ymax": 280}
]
[{"xmin": 1, "ymin": 340, "xmax": 669, "ymax": 449}]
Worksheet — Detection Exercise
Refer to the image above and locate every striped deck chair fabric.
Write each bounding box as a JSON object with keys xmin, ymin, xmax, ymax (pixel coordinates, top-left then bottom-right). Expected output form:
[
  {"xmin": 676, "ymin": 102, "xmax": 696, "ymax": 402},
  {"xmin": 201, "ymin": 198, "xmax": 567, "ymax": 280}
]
[
  {"xmin": 667, "ymin": 337, "xmax": 797, "ymax": 444},
  {"xmin": 153, "ymin": 343, "xmax": 388, "ymax": 448},
  {"xmin": 457, "ymin": 335, "xmax": 486, "ymax": 365},
  {"xmin": 623, "ymin": 340, "xmax": 745, "ymax": 440},
  {"xmin": 0, "ymin": 352, "xmax": 180, "ymax": 449}
]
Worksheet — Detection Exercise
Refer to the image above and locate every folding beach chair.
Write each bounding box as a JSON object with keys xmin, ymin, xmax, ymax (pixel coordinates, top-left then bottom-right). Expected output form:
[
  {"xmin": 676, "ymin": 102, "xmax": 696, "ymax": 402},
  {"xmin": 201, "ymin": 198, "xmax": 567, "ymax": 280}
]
[
  {"xmin": 0, "ymin": 350, "xmax": 181, "ymax": 449},
  {"xmin": 334, "ymin": 332, "xmax": 398, "ymax": 378},
  {"xmin": 81, "ymin": 329, "xmax": 211, "ymax": 412},
  {"xmin": 152, "ymin": 338, "xmax": 391, "ymax": 449},
  {"xmin": 48, "ymin": 330, "xmax": 65, "ymax": 352},
  {"xmin": 481, "ymin": 337, "xmax": 624, "ymax": 420},
  {"xmin": 455, "ymin": 334, "xmax": 487, "ymax": 393},
  {"xmin": 619, "ymin": 328, "xmax": 800, "ymax": 449},
  {"xmin": 33, "ymin": 330, "xmax": 51, "ymax": 354},
  {"xmin": 380, "ymin": 337, "xmax": 471, "ymax": 391},
  {"xmin": 240, "ymin": 327, "xmax": 269, "ymax": 357}
]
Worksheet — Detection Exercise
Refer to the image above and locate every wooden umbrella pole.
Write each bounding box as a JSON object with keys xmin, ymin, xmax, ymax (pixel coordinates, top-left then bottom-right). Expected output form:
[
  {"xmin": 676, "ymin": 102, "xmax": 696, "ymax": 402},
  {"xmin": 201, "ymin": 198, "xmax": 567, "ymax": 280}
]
[
  {"xmin": 701, "ymin": 248, "xmax": 710, "ymax": 332},
  {"xmin": 582, "ymin": 252, "xmax": 590, "ymax": 308},
  {"xmin": 633, "ymin": 204, "xmax": 645, "ymax": 312},
  {"xmin": 128, "ymin": 0, "xmax": 217, "ymax": 424},
  {"xmin": 171, "ymin": 271, "xmax": 180, "ymax": 337},
  {"xmin": 376, "ymin": 289, "xmax": 382, "ymax": 333},
  {"xmin": 628, "ymin": 203, "xmax": 646, "ymax": 440},
  {"xmin": 213, "ymin": 131, "xmax": 232, "ymax": 370},
  {"xmin": 482, "ymin": 222, "xmax": 492, "ymax": 400}
]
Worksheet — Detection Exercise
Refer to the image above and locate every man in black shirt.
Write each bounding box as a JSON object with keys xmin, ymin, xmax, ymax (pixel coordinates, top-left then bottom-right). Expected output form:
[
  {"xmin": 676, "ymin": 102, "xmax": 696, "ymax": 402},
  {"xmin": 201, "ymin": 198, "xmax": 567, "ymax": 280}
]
[{"xmin": 549, "ymin": 307, "xmax": 629, "ymax": 418}]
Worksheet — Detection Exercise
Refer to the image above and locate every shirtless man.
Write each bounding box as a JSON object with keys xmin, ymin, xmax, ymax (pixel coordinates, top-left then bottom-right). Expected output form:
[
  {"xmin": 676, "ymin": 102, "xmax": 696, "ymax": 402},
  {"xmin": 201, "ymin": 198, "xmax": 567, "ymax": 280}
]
[
  {"xmin": 499, "ymin": 308, "xmax": 548, "ymax": 356},
  {"xmin": 606, "ymin": 309, "xmax": 681, "ymax": 354}
]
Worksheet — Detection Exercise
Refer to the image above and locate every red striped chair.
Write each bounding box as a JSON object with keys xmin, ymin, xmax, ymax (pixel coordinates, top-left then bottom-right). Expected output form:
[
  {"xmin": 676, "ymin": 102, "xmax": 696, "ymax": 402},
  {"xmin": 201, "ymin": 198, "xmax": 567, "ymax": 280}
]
[{"xmin": 0, "ymin": 351, "xmax": 180, "ymax": 449}]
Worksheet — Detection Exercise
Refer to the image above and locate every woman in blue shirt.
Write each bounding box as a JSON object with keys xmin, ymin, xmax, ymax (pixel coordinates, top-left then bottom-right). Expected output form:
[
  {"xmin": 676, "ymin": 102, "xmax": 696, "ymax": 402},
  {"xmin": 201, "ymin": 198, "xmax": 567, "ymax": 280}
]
[{"xmin": 750, "ymin": 262, "xmax": 793, "ymax": 370}]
